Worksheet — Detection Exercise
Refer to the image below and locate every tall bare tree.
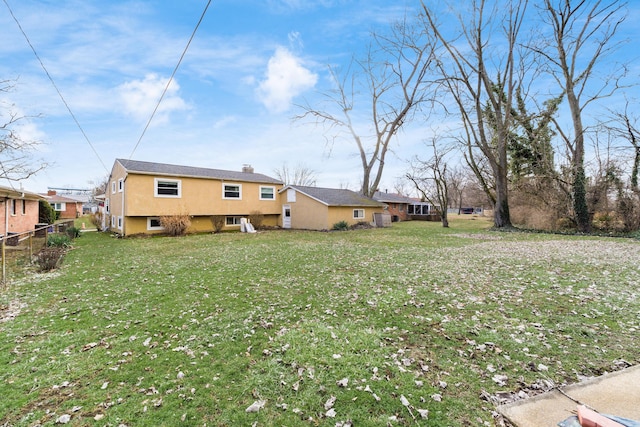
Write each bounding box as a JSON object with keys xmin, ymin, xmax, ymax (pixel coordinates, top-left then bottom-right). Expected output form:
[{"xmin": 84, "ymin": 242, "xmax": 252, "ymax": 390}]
[
  {"xmin": 535, "ymin": 0, "xmax": 628, "ymax": 232},
  {"xmin": 296, "ymin": 18, "xmax": 437, "ymax": 197},
  {"xmin": 420, "ymin": 0, "xmax": 529, "ymax": 228},
  {"xmin": 406, "ymin": 138, "xmax": 452, "ymax": 227},
  {"xmin": 1, "ymin": 79, "xmax": 47, "ymax": 181}
]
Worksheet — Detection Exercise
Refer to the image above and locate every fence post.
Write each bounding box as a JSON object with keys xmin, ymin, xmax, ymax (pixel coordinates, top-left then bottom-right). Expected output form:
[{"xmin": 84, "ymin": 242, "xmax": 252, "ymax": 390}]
[
  {"xmin": 1, "ymin": 238, "xmax": 5, "ymax": 289},
  {"xmin": 29, "ymin": 232, "xmax": 33, "ymax": 262}
]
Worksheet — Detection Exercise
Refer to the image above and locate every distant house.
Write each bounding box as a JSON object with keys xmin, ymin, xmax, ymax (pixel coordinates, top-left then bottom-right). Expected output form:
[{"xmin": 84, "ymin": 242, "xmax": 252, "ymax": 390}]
[
  {"xmin": 0, "ymin": 185, "xmax": 46, "ymax": 236},
  {"xmin": 281, "ymin": 185, "xmax": 386, "ymax": 230},
  {"xmin": 42, "ymin": 190, "xmax": 83, "ymax": 219},
  {"xmin": 106, "ymin": 159, "xmax": 283, "ymax": 236},
  {"xmin": 372, "ymin": 191, "xmax": 415, "ymax": 221}
]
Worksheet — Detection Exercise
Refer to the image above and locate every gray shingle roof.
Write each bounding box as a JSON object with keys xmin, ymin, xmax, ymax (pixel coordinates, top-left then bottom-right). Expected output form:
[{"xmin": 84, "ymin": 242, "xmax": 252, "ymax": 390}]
[
  {"xmin": 116, "ymin": 159, "xmax": 282, "ymax": 184},
  {"xmin": 372, "ymin": 191, "xmax": 415, "ymax": 204},
  {"xmin": 287, "ymin": 185, "xmax": 385, "ymax": 207}
]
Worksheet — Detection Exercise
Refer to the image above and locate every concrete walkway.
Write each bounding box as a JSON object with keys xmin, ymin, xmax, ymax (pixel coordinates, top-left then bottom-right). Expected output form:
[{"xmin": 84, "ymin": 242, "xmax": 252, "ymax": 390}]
[{"xmin": 498, "ymin": 365, "xmax": 640, "ymax": 426}]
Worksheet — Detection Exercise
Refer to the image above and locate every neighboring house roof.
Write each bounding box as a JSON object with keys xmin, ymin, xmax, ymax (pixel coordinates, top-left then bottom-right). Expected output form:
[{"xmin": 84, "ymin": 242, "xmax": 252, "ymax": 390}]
[
  {"xmin": 116, "ymin": 159, "xmax": 283, "ymax": 185},
  {"xmin": 372, "ymin": 191, "xmax": 415, "ymax": 204},
  {"xmin": 41, "ymin": 193, "xmax": 83, "ymax": 204},
  {"xmin": 283, "ymin": 185, "xmax": 385, "ymax": 207},
  {"xmin": 0, "ymin": 185, "xmax": 46, "ymax": 201}
]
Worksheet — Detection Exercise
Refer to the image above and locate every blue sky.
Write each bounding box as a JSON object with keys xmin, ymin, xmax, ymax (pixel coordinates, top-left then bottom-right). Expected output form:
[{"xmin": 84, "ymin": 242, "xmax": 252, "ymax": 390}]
[
  {"xmin": 1, "ymin": 0, "xmax": 638, "ymax": 195},
  {"xmin": 1, "ymin": 0, "xmax": 419, "ymax": 194}
]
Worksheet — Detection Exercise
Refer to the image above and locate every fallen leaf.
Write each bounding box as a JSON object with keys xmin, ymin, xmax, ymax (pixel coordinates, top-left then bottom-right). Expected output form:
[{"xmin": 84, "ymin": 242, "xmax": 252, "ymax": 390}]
[{"xmin": 245, "ymin": 400, "xmax": 266, "ymax": 413}]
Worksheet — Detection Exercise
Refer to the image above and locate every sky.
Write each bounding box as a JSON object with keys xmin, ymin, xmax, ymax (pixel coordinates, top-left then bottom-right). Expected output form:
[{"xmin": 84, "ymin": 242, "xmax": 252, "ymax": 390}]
[
  {"xmin": 1, "ymin": 0, "xmax": 638, "ymax": 196},
  {"xmin": 1, "ymin": 0, "xmax": 420, "ymax": 194}
]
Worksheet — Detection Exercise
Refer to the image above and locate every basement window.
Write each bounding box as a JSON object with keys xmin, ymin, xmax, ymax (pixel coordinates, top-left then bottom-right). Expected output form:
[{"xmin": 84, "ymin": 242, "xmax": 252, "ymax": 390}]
[{"xmin": 147, "ymin": 217, "xmax": 163, "ymax": 230}]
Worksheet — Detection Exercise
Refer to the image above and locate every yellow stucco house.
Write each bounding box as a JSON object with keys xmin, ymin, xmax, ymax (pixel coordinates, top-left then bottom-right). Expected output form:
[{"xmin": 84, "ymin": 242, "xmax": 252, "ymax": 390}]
[
  {"xmin": 105, "ymin": 159, "xmax": 388, "ymax": 236},
  {"xmin": 280, "ymin": 185, "xmax": 386, "ymax": 230},
  {"xmin": 106, "ymin": 159, "xmax": 284, "ymax": 236}
]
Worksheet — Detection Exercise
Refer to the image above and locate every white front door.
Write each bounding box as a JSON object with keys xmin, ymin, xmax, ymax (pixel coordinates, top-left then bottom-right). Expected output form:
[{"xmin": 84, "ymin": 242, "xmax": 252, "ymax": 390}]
[{"xmin": 283, "ymin": 205, "xmax": 291, "ymax": 229}]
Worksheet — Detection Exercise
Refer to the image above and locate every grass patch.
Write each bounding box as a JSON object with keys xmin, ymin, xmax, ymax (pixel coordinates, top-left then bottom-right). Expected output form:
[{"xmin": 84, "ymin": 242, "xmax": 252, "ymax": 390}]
[{"xmin": 1, "ymin": 216, "xmax": 639, "ymax": 426}]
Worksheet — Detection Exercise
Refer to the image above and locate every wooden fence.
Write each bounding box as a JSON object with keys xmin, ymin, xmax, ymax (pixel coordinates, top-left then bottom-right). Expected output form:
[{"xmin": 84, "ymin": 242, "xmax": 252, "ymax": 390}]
[{"xmin": 0, "ymin": 220, "xmax": 75, "ymax": 288}]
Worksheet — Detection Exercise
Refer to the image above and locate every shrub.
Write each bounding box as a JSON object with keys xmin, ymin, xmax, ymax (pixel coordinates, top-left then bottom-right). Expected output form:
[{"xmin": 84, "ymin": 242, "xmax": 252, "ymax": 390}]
[
  {"xmin": 332, "ymin": 221, "xmax": 349, "ymax": 231},
  {"xmin": 36, "ymin": 247, "xmax": 66, "ymax": 272},
  {"xmin": 47, "ymin": 233, "xmax": 72, "ymax": 248},
  {"xmin": 210, "ymin": 215, "xmax": 225, "ymax": 233},
  {"xmin": 66, "ymin": 226, "xmax": 81, "ymax": 239},
  {"xmin": 39, "ymin": 200, "xmax": 58, "ymax": 224},
  {"xmin": 160, "ymin": 214, "xmax": 191, "ymax": 236},
  {"xmin": 90, "ymin": 211, "xmax": 103, "ymax": 231},
  {"xmin": 248, "ymin": 210, "xmax": 264, "ymax": 230}
]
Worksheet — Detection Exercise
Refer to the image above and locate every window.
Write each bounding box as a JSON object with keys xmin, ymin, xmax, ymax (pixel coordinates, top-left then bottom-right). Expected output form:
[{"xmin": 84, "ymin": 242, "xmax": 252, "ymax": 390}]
[
  {"xmin": 287, "ymin": 188, "xmax": 296, "ymax": 202},
  {"xmin": 117, "ymin": 216, "xmax": 123, "ymax": 229},
  {"xmin": 223, "ymin": 184, "xmax": 241, "ymax": 199},
  {"xmin": 118, "ymin": 178, "xmax": 124, "ymax": 192},
  {"xmin": 51, "ymin": 202, "xmax": 66, "ymax": 211},
  {"xmin": 111, "ymin": 215, "xmax": 116, "ymax": 227},
  {"xmin": 105, "ymin": 198, "xmax": 110, "ymax": 214},
  {"xmin": 111, "ymin": 181, "xmax": 116, "ymax": 194},
  {"xmin": 225, "ymin": 216, "xmax": 242, "ymax": 226},
  {"xmin": 10, "ymin": 199, "xmax": 16, "ymax": 216},
  {"xmin": 353, "ymin": 209, "xmax": 364, "ymax": 219},
  {"xmin": 22, "ymin": 200, "xmax": 26, "ymax": 215},
  {"xmin": 260, "ymin": 186, "xmax": 275, "ymax": 200},
  {"xmin": 155, "ymin": 179, "xmax": 181, "ymax": 197},
  {"xmin": 147, "ymin": 217, "xmax": 163, "ymax": 230}
]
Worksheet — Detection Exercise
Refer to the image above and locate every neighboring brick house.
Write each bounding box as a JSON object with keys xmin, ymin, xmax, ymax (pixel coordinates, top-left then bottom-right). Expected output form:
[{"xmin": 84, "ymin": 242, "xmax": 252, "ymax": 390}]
[
  {"xmin": 43, "ymin": 190, "xmax": 83, "ymax": 219},
  {"xmin": 372, "ymin": 191, "xmax": 414, "ymax": 221},
  {"xmin": 0, "ymin": 185, "xmax": 46, "ymax": 236}
]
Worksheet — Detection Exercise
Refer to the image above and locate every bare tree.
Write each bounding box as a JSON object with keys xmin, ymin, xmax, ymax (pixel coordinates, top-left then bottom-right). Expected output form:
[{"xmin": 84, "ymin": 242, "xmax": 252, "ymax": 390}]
[
  {"xmin": 420, "ymin": 0, "xmax": 529, "ymax": 228},
  {"xmin": 0, "ymin": 79, "xmax": 47, "ymax": 181},
  {"xmin": 273, "ymin": 162, "xmax": 317, "ymax": 186},
  {"xmin": 406, "ymin": 138, "xmax": 452, "ymax": 227},
  {"xmin": 296, "ymin": 18, "xmax": 437, "ymax": 197},
  {"xmin": 605, "ymin": 101, "xmax": 640, "ymax": 192},
  {"xmin": 535, "ymin": 0, "xmax": 628, "ymax": 232}
]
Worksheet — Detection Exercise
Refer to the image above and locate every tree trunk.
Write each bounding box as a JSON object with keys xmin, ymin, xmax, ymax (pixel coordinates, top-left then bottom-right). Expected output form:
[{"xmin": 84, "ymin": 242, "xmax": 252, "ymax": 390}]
[{"xmin": 493, "ymin": 170, "xmax": 512, "ymax": 228}]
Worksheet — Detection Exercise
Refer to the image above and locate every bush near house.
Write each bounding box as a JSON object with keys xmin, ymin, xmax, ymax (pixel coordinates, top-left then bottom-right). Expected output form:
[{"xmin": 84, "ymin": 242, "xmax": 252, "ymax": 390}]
[
  {"xmin": 160, "ymin": 213, "xmax": 191, "ymax": 236},
  {"xmin": 38, "ymin": 199, "xmax": 58, "ymax": 224},
  {"xmin": 248, "ymin": 210, "xmax": 264, "ymax": 230},
  {"xmin": 332, "ymin": 220, "xmax": 349, "ymax": 231},
  {"xmin": 210, "ymin": 215, "xmax": 225, "ymax": 233}
]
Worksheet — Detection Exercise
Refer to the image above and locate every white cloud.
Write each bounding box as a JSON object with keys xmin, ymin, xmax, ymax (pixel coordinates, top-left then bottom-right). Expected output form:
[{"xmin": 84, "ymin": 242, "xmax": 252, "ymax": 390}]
[
  {"xmin": 256, "ymin": 47, "xmax": 317, "ymax": 114},
  {"xmin": 117, "ymin": 74, "xmax": 188, "ymax": 123}
]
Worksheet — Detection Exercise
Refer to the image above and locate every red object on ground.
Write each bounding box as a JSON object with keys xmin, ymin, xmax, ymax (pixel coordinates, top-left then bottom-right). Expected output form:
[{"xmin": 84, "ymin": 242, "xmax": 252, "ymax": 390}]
[{"xmin": 577, "ymin": 406, "xmax": 625, "ymax": 427}]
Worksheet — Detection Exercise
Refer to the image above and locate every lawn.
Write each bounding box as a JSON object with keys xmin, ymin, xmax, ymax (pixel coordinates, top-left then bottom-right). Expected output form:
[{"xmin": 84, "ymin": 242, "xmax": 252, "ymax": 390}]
[{"xmin": 1, "ymin": 217, "xmax": 639, "ymax": 426}]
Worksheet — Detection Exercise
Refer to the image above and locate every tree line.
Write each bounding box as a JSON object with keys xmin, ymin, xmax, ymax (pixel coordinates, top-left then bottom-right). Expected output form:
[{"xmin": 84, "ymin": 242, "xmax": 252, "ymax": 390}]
[{"xmin": 298, "ymin": 0, "xmax": 637, "ymax": 233}]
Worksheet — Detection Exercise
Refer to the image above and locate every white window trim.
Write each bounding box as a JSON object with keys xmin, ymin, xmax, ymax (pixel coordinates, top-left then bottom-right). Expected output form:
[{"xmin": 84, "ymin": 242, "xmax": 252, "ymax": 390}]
[
  {"xmin": 105, "ymin": 198, "xmax": 110, "ymax": 214},
  {"xmin": 259, "ymin": 185, "xmax": 276, "ymax": 200},
  {"xmin": 111, "ymin": 215, "xmax": 116, "ymax": 228},
  {"xmin": 147, "ymin": 217, "xmax": 164, "ymax": 231},
  {"xmin": 117, "ymin": 216, "xmax": 123, "ymax": 230},
  {"xmin": 223, "ymin": 183, "xmax": 242, "ymax": 200},
  {"xmin": 111, "ymin": 181, "xmax": 116, "ymax": 194},
  {"xmin": 10, "ymin": 199, "xmax": 16, "ymax": 216},
  {"xmin": 287, "ymin": 188, "xmax": 296, "ymax": 202},
  {"xmin": 118, "ymin": 178, "xmax": 124, "ymax": 192},
  {"xmin": 155, "ymin": 178, "xmax": 182, "ymax": 198},
  {"xmin": 21, "ymin": 200, "xmax": 26, "ymax": 216},
  {"xmin": 353, "ymin": 209, "xmax": 365, "ymax": 219},
  {"xmin": 225, "ymin": 216, "xmax": 242, "ymax": 226}
]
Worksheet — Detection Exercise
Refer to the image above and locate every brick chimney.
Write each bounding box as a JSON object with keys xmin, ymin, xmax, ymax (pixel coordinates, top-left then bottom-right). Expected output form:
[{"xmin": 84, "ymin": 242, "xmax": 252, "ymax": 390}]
[
  {"xmin": 242, "ymin": 164, "xmax": 254, "ymax": 173},
  {"xmin": 47, "ymin": 190, "xmax": 57, "ymax": 196}
]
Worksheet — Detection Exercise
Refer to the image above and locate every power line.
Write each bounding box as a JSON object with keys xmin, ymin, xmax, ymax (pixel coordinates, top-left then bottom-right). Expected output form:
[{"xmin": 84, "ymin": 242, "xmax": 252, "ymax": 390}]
[
  {"xmin": 3, "ymin": 0, "xmax": 110, "ymax": 175},
  {"xmin": 128, "ymin": 0, "xmax": 213, "ymax": 160}
]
